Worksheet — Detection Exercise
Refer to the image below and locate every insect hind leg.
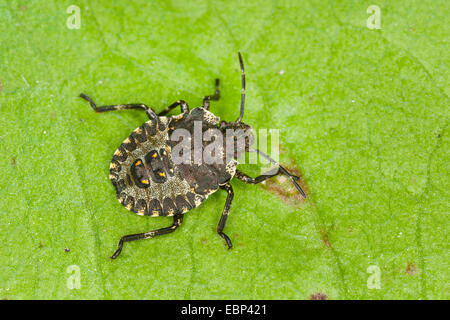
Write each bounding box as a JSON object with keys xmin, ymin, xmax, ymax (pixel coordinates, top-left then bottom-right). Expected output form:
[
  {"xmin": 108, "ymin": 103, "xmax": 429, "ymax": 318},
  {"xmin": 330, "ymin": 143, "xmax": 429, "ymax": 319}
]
[
  {"xmin": 110, "ymin": 214, "xmax": 183, "ymax": 259},
  {"xmin": 79, "ymin": 93, "xmax": 157, "ymax": 119}
]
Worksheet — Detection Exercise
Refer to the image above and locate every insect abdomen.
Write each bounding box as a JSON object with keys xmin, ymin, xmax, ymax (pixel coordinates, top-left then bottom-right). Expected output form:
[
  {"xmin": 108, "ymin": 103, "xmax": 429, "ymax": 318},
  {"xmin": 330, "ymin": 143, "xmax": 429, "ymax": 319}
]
[{"xmin": 109, "ymin": 118, "xmax": 206, "ymax": 217}]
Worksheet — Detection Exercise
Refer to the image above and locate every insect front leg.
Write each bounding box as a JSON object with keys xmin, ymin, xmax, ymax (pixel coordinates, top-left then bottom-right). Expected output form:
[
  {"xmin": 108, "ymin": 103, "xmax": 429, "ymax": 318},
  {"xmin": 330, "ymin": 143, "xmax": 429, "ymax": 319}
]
[
  {"xmin": 79, "ymin": 93, "xmax": 158, "ymax": 120},
  {"xmin": 110, "ymin": 213, "xmax": 184, "ymax": 259},
  {"xmin": 157, "ymin": 100, "xmax": 189, "ymax": 116},
  {"xmin": 235, "ymin": 169, "xmax": 281, "ymax": 184},
  {"xmin": 217, "ymin": 183, "xmax": 234, "ymax": 249},
  {"xmin": 241, "ymin": 149, "xmax": 307, "ymax": 198},
  {"xmin": 202, "ymin": 78, "xmax": 220, "ymax": 110},
  {"xmin": 236, "ymin": 166, "xmax": 306, "ymax": 198}
]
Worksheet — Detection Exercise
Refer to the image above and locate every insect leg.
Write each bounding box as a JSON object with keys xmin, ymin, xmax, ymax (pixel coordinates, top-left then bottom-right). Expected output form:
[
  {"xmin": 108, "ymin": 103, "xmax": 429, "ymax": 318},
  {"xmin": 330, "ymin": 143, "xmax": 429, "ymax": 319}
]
[
  {"xmin": 158, "ymin": 100, "xmax": 189, "ymax": 116},
  {"xmin": 79, "ymin": 93, "xmax": 158, "ymax": 120},
  {"xmin": 202, "ymin": 78, "xmax": 220, "ymax": 110},
  {"xmin": 217, "ymin": 183, "xmax": 234, "ymax": 249},
  {"xmin": 239, "ymin": 148, "xmax": 306, "ymax": 198},
  {"xmin": 110, "ymin": 213, "xmax": 183, "ymax": 259},
  {"xmin": 235, "ymin": 169, "xmax": 281, "ymax": 184}
]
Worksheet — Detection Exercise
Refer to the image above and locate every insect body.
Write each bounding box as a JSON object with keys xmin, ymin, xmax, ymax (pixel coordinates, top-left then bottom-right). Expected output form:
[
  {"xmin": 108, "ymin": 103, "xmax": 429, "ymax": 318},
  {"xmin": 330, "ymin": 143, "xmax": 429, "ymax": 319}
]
[{"xmin": 80, "ymin": 53, "xmax": 305, "ymax": 259}]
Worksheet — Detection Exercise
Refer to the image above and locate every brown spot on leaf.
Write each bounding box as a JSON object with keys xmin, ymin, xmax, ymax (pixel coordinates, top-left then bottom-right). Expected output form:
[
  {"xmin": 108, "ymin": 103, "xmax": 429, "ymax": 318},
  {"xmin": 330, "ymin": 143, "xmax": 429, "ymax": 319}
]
[
  {"xmin": 201, "ymin": 238, "xmax": 208, "ymax": 245},
  {"xmin": 11, "ymin": 157, "xmax": 16, "ymax": 167},
  {"xmin": 259, "ymin": 145, "xmax": 309, "ymax": 207},
  {"xmin": 320, "ymin": 228, "xmax": 331, "ymax": 248},
  {"xmin": 261, "ymin": 166, "xmax": 309, "ymax": 207},
  {"xmin": 310, "ymin": 292, "xmax": 327, "ymax": 300},
  {"xmin": 405, "ymin": 262, "xmax": 417, "ymax": 276}
]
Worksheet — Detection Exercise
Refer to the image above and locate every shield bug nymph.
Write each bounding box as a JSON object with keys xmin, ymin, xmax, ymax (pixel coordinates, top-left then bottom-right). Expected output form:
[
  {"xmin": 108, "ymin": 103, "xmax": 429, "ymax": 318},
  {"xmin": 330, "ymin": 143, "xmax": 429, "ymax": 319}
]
[{"xmin": 80, "ymin": 53, "xmax": 306, "ymax": 259}]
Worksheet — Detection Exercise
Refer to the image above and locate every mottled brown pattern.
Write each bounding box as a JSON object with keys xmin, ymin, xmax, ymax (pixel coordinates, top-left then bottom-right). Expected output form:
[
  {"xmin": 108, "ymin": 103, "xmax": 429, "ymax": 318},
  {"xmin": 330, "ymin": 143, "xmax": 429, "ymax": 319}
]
[
  {"xmin": 169, "ymin": 107, "xmax": 236, "ymax": 195},
  {"xmin": 147, "ymin": 198, "xmax": 162, "ymax": 216},
  {"xmin": 110, "ymin": 110, "xmax": 227, "ymax": 217}
]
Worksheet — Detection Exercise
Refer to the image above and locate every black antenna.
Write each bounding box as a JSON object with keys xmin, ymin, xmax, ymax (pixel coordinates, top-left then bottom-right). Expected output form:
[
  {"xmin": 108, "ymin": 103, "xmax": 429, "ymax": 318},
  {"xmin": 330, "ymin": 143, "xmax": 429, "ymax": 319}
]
[
  {"xmin": 250, "ymin": 149, "xmax": 307, "ymax": 198},
  {"xmin": 236, "ymin": 52, "xmax": 246, "ymax": 123}
]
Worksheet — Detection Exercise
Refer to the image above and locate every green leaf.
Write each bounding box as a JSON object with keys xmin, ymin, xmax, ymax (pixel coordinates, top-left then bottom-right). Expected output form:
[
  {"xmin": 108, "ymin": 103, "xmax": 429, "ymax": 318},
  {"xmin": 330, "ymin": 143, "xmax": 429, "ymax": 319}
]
[{"xmin": 0, "ymin": 0, "xmax": 448, "ymax": 299}]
